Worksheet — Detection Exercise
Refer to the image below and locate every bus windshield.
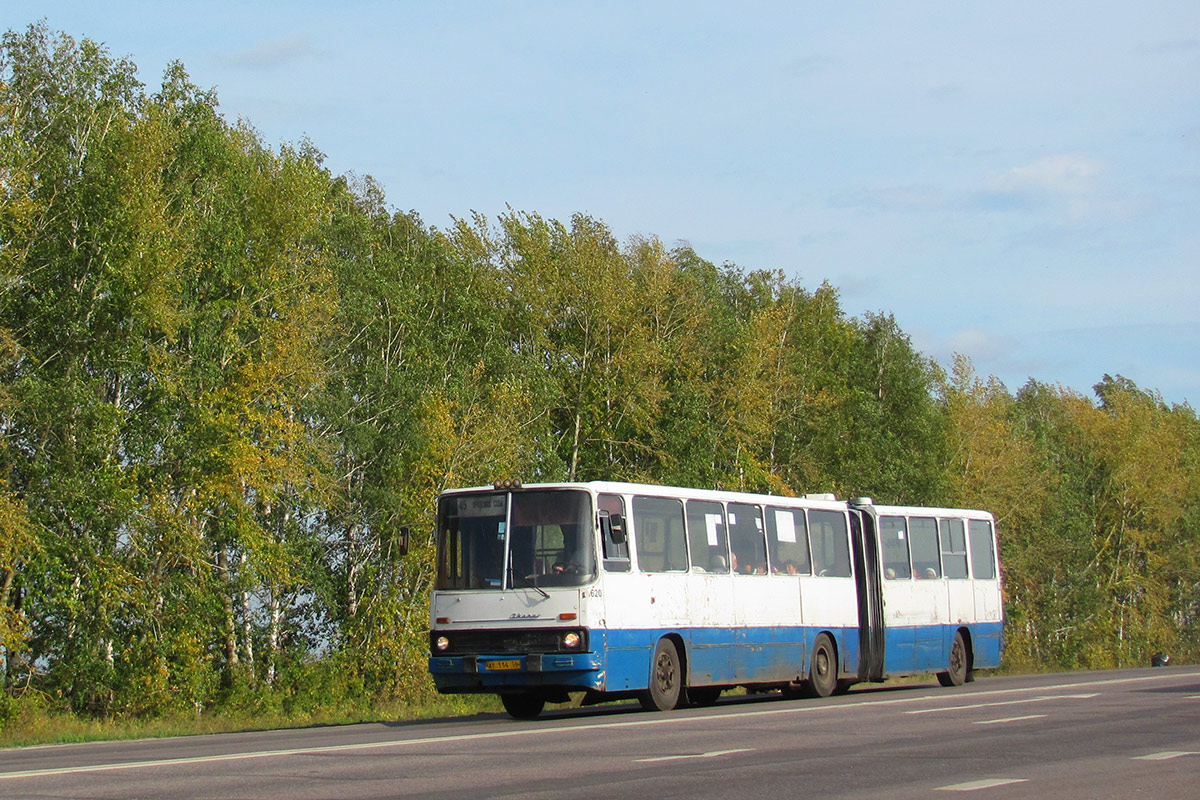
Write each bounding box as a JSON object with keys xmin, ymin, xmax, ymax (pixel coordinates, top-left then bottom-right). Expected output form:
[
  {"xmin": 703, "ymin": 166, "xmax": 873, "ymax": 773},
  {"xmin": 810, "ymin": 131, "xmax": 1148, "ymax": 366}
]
[{"xmin": 436, "ymin": 489, "xmax": 596, "ymax": 591}]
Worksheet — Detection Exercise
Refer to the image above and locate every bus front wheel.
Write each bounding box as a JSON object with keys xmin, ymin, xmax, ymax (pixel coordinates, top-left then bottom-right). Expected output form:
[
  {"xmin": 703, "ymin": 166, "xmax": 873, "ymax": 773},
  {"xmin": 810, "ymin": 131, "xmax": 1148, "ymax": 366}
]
[
  {"xmin": 805, "ymin": 633, "xmax": 838, "ymax": 698},
  {"xmin": 640, "ymin": 639, "xmax": 683, "ymax": 711},
  {"xmin": 501, "ymin": 693, "xmax": 545, "ymax": 719}
]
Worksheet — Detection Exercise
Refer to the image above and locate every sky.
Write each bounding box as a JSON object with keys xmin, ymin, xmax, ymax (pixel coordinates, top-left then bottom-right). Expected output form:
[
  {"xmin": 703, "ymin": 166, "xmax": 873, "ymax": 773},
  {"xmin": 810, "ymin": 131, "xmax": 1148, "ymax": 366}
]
[{"xmin": 10, "ymin": 1, "xmax": 1200, "ymax": 406}]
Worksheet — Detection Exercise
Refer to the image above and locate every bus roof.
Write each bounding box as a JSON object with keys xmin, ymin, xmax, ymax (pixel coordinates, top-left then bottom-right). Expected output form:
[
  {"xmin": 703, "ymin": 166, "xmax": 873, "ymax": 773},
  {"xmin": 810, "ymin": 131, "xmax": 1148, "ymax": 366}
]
[
  {"xmin": 853, "ymin": 501, "xmax": 994, "ymax": 521},
  {"xmin": 441, "ymin": 481, "xmax": 850, "ymax": 512}
]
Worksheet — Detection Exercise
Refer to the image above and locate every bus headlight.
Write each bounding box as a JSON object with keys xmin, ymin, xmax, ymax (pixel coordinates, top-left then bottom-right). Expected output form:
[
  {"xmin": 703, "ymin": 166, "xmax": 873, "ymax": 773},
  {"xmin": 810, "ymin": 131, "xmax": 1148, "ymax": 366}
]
[
  {"xmin": 562, "ymin": 632, "xmax": 581, "ymax": 649},
  {"xmin": 435, "ymin": 636, "xmax": 450, "ymax": 651}
]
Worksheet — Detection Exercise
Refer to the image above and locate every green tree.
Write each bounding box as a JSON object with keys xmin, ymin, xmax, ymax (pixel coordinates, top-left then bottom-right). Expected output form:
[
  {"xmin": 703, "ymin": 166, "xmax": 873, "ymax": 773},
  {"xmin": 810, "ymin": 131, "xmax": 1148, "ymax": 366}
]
[
  {"xmin": 839, "ymin": 312, "xmax": 945, "ymax": 502},
  {"xmin": 0, "ymin": 22, "xmax": 156, "ymax": 712},
  {"xmin": 491, "ymin": 211, "xmax": 670, "ymax": 481},
  {"xmin": 153, "ymin": 98, "xmax": 336, "ymax": 691},
  {"xmin": 940, "ymin": 356, "xmax": 1049, "ymax": 669}
]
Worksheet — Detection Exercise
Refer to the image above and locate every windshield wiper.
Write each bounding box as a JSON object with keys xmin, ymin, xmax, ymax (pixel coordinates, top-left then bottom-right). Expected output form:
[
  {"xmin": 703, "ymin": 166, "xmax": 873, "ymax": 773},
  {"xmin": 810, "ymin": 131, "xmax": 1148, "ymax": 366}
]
[{"xmin": 507, "ymin": 554, "xmax": 549, "ymax": 598}]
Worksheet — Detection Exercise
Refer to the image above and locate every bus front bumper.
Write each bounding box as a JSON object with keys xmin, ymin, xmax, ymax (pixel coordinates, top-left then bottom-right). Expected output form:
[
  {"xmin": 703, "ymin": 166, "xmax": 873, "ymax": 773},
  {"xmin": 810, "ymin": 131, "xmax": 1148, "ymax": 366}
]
[{"xmin": 428, "ymin": 652, "xmax": 604, "ymax": 693}]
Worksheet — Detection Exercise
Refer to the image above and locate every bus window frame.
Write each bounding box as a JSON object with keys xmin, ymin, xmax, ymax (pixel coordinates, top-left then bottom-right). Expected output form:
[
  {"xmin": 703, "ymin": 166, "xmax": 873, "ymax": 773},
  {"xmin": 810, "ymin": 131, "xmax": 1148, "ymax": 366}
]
[
  {"xmin": 879, "ymin": 514, "xmax": 912, "ymax": 580},
  {"xmin": 632, "ymin": 494, "xmax": 688, "ymax": 573},
  {"xmin": 766, "ymin": 505, "xmax": 811, "ymax": 575},
  {"xmin": 968, "ymin": 519, "xmax": 997, "ymax": 579},
  {"xmin": 599, "ymin": 493, "xmax": 631, "ymax": 572},
  {"xmin": 808, "ymin": 508, "xmax": 853, "ymax": 578},
  {"xmin": 728, "ymin": 502, "xmax": 768, "ymax": 575},
  {"xmin": 939, "ymin": 518, "xmax": 969, "ymax": 579}
]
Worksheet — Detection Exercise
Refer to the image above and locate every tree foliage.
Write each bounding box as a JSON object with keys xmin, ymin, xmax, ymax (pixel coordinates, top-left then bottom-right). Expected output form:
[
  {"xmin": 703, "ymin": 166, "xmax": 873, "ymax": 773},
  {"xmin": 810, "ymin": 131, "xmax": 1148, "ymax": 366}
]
[{"xmin": 1, "ymin": 24, "xmax": 1198, "ymax": 720}]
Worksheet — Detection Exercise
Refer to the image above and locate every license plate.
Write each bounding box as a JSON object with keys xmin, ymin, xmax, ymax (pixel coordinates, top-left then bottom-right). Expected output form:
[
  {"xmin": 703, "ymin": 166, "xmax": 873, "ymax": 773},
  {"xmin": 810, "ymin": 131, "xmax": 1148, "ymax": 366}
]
[{"xmin": 484, "ymin": 659, "xmax": 521, "ymax": 671}]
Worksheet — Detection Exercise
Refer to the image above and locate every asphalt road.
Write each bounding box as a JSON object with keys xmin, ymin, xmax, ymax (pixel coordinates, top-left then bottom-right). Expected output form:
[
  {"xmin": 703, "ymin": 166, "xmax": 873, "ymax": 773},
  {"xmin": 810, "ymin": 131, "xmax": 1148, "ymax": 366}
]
[{"xmin": 2, "ymin": 666, "xmax": 1198, "ymax": 799}]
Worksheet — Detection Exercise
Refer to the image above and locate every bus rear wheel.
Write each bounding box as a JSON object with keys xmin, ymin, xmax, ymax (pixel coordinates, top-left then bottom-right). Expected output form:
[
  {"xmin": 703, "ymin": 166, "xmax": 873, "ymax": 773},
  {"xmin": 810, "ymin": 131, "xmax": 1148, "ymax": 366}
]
[
  {"xmin": 501, "ymin": 693, "xmax": 545, "ymax": 719},
  {"xmin": 937, "ymin": 631, "xmax": 969, "ymax": 687},
  {"xmin": 640, "ymin": 639, "xmax": 684, "ymax": 711},
  {"xmin": 805, "ymin": 633, "xmax": 839, "ymax": 698}
]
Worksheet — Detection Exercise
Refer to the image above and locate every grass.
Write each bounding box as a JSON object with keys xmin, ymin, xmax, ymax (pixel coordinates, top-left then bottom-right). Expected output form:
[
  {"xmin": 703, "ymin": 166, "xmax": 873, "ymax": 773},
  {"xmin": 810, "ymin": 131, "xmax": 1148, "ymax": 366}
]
[{"xmin": 0, "ymin": 692, "xmax": 503, "ymax": 749}]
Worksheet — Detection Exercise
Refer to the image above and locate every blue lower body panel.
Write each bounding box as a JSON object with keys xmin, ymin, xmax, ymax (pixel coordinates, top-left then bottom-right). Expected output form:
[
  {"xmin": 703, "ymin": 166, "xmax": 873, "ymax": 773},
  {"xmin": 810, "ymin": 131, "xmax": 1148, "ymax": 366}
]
[
  {"xmin": 889, "ymin": 621, "xmax": 1005, "ymax": 674},
  {"xmin": 969, "ymin": 621, "xmax": 1004, "ymax": 668},
  {"xmin": 429, "ymin": 622, "xmax": 1003, "ymax": 695}
]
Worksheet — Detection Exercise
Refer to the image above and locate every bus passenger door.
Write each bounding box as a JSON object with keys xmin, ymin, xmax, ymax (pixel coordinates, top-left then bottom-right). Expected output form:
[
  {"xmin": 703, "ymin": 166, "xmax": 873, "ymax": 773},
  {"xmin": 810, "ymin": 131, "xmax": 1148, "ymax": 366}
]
[
  {"xmin": 967, "ymin": 519, "xmax": 1004, "ymax": 667},
  {"xmin": 940, "ymin": 517, "xmax": 975, "ymax": 652}
]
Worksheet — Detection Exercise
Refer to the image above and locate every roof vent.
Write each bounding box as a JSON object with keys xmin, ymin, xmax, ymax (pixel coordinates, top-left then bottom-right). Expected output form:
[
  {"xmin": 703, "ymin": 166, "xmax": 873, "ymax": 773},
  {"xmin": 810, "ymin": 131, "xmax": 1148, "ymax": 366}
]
[{"xmin": 804, "ymin": 493, "xmax": 838, "ymax": 501}]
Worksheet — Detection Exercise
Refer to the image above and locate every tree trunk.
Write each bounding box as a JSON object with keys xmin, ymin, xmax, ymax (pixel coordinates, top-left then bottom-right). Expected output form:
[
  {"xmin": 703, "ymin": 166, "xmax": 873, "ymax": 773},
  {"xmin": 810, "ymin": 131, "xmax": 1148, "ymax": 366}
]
[
  {"xmin": 266, "ymin": 591, "xmax": 281, "ymax": 686},
  {"xmin": 241, "ymin": 591, "xmax": 254, "ymax": 669},
  {"xmin": 216, "ymin": 547, "xmax": 238, "ymax": 681}
]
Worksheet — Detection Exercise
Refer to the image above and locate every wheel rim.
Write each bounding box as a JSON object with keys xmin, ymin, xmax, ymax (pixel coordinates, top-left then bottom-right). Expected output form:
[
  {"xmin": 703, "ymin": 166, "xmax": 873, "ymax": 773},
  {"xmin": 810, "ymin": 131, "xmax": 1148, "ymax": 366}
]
[
  {"xmin": 951, "ymin": 637, "xmax": 965, "ymax": 676},
  {"xmin": 655, "ymin": 651, "xmax": 677, "ymax": 694},
  {"xmin": 815, "ymin": 647, "xmax": 831, "ymax": 680},
  {"xmin": 807, "ymin": 635, "xmax": 838, "ymax": 697}
]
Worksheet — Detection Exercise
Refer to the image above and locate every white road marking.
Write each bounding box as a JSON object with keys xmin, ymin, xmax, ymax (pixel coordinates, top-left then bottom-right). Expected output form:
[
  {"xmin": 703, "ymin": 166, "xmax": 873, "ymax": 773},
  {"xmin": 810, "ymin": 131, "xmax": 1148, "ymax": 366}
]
[
  {"xmin": 974, "ymin": 714, "xmax": 1046, "ymax": 725},
  {"xmin": 1132, "ymin": 751, "xmax": 1200, "ymax": 760},
  {"xmin": 635, "ymin": 748, "xmax": 751, "ymax": 762},
  {"xmin": 3, "ymin": 670, "xmax": 1198, "ymax": 781},
  {"xmin": 907, "ymin": 693, "xmax": 1097, "ymax": 715},
  {"xmin": 937, "ymin": 778, "xmax": 1029, "ymax": 791}
]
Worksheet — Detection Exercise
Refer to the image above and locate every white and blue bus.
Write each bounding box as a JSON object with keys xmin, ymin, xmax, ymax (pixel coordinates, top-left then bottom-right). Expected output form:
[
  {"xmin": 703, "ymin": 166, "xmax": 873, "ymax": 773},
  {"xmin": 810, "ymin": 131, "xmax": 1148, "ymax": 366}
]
[{"xmin": 428, "ymin": 481, "xmax": 1003, "ymax": 718}]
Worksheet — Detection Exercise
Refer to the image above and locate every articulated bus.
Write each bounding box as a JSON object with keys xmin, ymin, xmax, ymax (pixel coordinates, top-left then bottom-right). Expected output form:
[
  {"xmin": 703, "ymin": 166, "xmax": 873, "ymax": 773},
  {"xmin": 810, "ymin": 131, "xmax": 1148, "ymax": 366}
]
[{"xmin": 428, "ymin": 481, "xmax": 1003, "ymax": 719}]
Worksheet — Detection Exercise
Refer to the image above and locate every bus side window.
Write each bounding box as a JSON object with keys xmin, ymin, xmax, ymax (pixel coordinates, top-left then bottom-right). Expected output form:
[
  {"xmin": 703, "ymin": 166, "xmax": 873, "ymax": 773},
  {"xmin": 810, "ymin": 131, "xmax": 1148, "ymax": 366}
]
[
  {"xmin": 880, "ymin": 515, "xmax": 911, "ymax": 579},
  {"xmin": 939, "ymin": 518, "xmax": 969, "ymax": 579},
  {"xmin": 909, "ymin": 516, "xmax": 940, "ymax": 578},
  {"xmin": 599, "ymin": 493, "xmax": 630, "ymax": 572},
  {"xmin": 728, "ymin": 503, "xmax": 767, "ymax": 574},
  {"xmin": 808, "ymin": 509, "xmax": 852, "ymax": 577},
  {"xmin": 968, "ymin": 519, "xmax": 997, "ymax": 579},
  {"xmin": 686, "ymin": 500, "xmax": 727, "ymax": 573},
  {"xmin": 766, "ymin": 507, "xmax": 810, "ymax": 574},
  {"xmin": 632, "ymin": 496, "xmax": 687, "ymax": 573}
]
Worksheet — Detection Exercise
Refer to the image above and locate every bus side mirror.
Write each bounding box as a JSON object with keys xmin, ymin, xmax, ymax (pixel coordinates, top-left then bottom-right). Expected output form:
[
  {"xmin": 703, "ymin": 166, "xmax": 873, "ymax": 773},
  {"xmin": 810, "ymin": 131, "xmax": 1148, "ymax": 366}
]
[
  {"xmin": 611, "ymin": 514, "xmax": 626, "ymax": 544},
  {"xmin": 601, "ymin": 512, "xmax": 626, "ymax": 544},
  {"xmin": 397, "ymin": 525, "xmax": 410, "ymax": 557}
]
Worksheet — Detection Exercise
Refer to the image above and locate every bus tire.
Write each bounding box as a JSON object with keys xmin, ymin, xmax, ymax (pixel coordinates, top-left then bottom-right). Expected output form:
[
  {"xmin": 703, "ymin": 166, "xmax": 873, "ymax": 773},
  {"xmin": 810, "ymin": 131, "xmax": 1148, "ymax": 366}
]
[
  {"xmin": 501, "ymin": 693, "xmax": 545, "ymax": 719},
  {"xmin": 640, "ymin": 638, "xmax": 684, "ymax": 711},
  {"xmin": 805, "ymin": 633, "xmax": 838, "ymax": 698},
  {"xmin": 937, "ymin": 631, "xmax": 969, "ymax": 687}
]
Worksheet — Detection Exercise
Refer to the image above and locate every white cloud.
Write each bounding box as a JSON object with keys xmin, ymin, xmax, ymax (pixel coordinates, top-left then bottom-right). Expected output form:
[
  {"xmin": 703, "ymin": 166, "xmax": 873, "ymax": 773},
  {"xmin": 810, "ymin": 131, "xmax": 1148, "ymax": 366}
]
[
  {"xmin": 987, "ymin": 154, "xmax": 1102, "ymax": 197},
  {"xmin": 969, "ymin": 154, "xmax": 1134, "ymax": 219}
]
